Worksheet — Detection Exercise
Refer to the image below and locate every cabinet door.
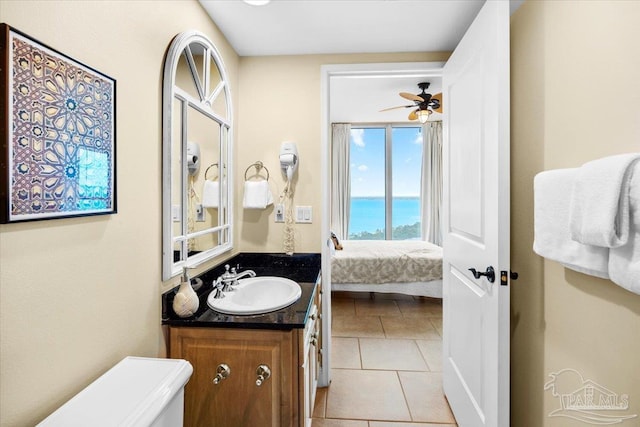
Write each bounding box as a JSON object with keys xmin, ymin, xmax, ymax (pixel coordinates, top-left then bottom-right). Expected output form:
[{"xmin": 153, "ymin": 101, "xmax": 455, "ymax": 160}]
[
  {"xmin": 299, "ymin": 331, "xmax": 318, "ymax": 427},
  {"xmin": 170, "ymin": 328, "xmax": 297, "ymax": 427},
  {"xmin": 315, "ymin": 274, "xmax": 323, "ymax": 370}
]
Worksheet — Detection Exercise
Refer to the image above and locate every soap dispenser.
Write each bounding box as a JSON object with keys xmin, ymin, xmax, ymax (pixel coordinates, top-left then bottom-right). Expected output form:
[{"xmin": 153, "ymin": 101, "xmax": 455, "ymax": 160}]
[{"xmin": 172, "ymin": 269, "xmax": 199, "ymax": 318}]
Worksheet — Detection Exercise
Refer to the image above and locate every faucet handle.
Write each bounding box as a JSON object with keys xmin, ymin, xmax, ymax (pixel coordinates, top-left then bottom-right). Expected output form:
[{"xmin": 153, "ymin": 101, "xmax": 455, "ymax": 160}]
[
  {"xmin": 212, "ymin": 278, "xmax": 225, "ymax": 299},
  {"xmin": 221, "ymin": 264, "xmax": 234, "ymax": 279}
]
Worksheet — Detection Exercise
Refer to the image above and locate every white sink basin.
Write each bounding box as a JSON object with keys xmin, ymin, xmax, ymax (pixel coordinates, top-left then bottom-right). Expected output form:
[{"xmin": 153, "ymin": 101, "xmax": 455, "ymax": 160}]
[{"xmin": 207, "ymin": 276, "xmax": 302, "ymax": 315}]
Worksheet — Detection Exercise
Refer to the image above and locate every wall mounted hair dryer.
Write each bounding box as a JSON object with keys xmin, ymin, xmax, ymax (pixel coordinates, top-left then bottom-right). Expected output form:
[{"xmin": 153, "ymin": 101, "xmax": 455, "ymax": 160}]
[
  {"xmin": 280, "ymin": 141, "xmax": 298, "ymax": 181},
  {"xmin": 187, "ymin": 141, "xmax": 201, "ymax": 176}
]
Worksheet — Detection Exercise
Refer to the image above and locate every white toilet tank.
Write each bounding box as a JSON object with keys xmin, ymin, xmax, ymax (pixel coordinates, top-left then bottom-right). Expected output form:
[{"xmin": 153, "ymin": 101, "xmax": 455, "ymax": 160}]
[{"xmin": 37, "ymin": 357, "xmax": 193, "ymax": 427}]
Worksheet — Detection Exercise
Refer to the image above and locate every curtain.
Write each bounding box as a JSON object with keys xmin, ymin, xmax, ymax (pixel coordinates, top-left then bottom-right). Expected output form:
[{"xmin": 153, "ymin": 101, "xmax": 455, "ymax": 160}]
[
  {"xmin": 331, "ymin": 123, "xmax": 351, "ymax": 240},
  {"xmin": 420, "ymin": 121, "xmax": 443, "ymax": 245}
]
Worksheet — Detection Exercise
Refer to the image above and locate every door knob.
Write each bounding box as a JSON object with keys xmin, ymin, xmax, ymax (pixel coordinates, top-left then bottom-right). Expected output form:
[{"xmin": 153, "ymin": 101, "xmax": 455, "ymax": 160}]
[{"xmin": 468, "ymin": 266, "xmax": 495, "ymax": 283}]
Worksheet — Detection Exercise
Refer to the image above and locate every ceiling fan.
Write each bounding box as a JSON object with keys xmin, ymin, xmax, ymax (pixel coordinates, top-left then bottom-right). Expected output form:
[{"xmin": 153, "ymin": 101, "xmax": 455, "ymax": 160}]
[{"xmin": 380, "ymin": 82, "xmax": 442, "ymax": 123}]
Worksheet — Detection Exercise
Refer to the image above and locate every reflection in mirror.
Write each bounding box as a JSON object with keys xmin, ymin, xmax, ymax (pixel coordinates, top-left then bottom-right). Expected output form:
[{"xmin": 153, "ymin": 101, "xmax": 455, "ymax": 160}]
[{"xmin": 163, "ymin": 32, "xmax": 233, "ymax": 280}]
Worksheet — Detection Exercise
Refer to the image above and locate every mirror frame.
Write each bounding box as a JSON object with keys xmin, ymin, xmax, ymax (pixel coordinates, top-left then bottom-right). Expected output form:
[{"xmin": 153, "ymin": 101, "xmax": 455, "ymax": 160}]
[{"xmin": 162, "ymin": 30, "xmax": 233, "ymax": 280}]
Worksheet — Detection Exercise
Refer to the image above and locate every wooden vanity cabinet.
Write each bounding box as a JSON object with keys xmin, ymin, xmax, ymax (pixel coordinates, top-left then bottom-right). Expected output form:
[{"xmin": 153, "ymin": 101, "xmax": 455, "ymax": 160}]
[
  {"xmin": 168, "ymin": 280, "xmax": 321, "ymax": 427},
  {"xmin": 169, "ymin": 327, "xmax": 298, "ymax": 427}
]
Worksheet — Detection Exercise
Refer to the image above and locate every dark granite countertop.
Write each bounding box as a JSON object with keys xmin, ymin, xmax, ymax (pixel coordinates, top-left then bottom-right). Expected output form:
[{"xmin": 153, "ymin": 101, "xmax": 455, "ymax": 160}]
[{"xmin": 162, "ymin": 253, "xmax": 321, "ymax": 330}]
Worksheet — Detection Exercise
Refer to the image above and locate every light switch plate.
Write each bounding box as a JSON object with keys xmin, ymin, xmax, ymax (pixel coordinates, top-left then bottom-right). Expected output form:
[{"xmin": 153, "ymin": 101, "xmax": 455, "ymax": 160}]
[{"xmin": 295, "ymin": 206, "xmax": 312, "ymax": 223}]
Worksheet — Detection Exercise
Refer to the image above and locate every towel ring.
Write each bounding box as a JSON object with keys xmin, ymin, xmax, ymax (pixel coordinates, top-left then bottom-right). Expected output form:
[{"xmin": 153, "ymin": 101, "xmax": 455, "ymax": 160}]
[
  {"xmin": 204, "ymin": 163, "xmax": 219, "ymax": 180},
  {"xmin": 244, "ymin": 161, "xmax": 270, "ymax": 181}
]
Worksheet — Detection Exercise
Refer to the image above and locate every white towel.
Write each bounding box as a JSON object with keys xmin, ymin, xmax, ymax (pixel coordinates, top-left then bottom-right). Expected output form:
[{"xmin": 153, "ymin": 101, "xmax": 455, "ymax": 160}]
[
  {"xmin": 202, "ymin": 180, "xmax": 219, "ymax": 208},
  {"xmin": 533, "ymin": 168, "xmax": 610, "ymax": 278},
  {"xmin": 570, "ymin": 153, "xmax": 640, "ymax": 248},
  {"xmin": 608, "ymin": 162, "xmax": 640, "ymax": 295},
  {"xmin": 242, "ymin": 180, "xmax": 273, "ymax": 209}
]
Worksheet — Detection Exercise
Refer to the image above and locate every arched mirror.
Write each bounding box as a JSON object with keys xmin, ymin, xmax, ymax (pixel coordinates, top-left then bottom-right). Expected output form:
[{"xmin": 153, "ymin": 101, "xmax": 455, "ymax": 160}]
[{"xmin": 162, "ymin": 31, "xmax": 233, "ymax": 280}]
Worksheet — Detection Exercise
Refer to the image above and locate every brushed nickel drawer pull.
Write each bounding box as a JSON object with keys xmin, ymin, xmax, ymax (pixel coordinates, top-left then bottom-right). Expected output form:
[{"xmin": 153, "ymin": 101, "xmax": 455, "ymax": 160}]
[
  {"xmin": 255, "ymin": 364, "xmax": 271, "ymax": 386},
  {"xmin": 212, "ymin": 363, "xmax": 230, "ymax": 384}
]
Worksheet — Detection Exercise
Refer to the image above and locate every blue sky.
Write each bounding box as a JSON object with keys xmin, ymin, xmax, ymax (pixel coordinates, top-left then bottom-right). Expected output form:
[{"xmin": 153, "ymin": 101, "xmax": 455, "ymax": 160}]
[{"xmin": 350, "ymin": 126, "xmax": 422, "ymax": 197}]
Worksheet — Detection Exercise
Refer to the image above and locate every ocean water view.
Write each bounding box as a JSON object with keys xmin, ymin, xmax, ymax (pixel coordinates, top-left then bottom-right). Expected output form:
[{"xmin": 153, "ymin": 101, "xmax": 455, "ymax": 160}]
[{"xmin": 349, "ymin": 197, "xmax": 421, "ymax": 239}]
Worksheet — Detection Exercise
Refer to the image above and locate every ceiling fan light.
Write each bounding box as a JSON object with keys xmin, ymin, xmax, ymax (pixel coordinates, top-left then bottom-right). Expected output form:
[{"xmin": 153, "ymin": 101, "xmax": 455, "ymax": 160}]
[{"xmin": 417, "ymin": 109, "xmax": 432, "ymax": 124}]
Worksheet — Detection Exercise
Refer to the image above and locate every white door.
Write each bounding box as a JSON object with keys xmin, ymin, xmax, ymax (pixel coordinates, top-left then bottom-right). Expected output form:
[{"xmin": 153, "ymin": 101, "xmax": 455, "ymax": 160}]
[{"xmin": 441, "ymin": 1, "xmax": 510, "ymax": 426}]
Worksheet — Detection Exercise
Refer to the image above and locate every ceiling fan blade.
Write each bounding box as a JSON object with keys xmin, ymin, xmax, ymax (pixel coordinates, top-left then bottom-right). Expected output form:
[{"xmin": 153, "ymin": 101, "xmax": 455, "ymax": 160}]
[
  {"xmin": 379, "ymin": 104, "xmax": 414, "ymax": 112},
  {"xmin": 408, "ymin": 109, "xmax": 419, "ymax": 121},
  {"xmin": 400, "ymin": 92, "xmax": 424, "ymax": 102},
  {"xmin": 431, "ymin": 92, "xmax": 443, "ymax": 113}
]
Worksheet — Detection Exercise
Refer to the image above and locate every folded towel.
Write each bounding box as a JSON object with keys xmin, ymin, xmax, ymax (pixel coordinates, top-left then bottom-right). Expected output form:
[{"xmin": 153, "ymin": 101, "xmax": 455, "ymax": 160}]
[
  {"xmin": 533, "ymin": 168, "xmax": 610, "ymax": 278},
  {"xmin": 202, "ymin": 180, "xmax": 219, "ymax": 208},
  {"xmin": 242, "ymin": 180, "xmax": 273, "ymax": 209},
  {"xmin": 570, "ymin": 153, "xmax": 640, "ymax": 248},
  {"xmin": 609, "ymin": 162, "xmax": 640, "ymax": 295}
]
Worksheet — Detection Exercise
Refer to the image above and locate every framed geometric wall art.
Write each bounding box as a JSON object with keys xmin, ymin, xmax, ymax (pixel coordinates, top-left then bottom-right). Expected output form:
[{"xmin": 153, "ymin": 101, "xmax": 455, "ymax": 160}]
[{"xmin": 0, "ymin": 23, "xmax": 116, "ymax": 223}]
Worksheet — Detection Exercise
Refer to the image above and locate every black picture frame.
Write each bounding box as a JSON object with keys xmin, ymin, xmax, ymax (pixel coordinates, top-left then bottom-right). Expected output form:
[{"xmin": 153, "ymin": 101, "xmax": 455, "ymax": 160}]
[{"xmin": 0, "ymin": 23, "xmax": 116, "ymax": 223}]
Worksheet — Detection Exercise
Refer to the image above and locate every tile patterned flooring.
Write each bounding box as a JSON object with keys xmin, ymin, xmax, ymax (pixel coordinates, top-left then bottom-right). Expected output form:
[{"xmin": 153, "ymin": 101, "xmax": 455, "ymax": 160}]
[{"xmin": 312, "ymin": 292, "xmax": 457, "ymax": 427}]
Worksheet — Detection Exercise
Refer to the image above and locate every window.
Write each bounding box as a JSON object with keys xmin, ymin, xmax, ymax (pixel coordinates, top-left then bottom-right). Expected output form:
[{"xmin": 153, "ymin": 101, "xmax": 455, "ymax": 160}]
[{"xmin": 349, "ymin": 125, "xmax": 423, "ymax": 240}]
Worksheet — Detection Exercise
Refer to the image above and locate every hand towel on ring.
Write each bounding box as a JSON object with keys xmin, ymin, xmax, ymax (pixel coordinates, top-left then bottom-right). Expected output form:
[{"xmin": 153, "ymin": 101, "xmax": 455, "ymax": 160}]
[{"xmin": 243, "ymin": 180, "xmax": 273, "ymax": 209}]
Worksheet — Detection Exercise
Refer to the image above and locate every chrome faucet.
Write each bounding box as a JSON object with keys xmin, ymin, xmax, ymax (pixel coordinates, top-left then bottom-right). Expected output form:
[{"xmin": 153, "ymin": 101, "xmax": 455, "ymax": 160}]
[
  {"xmin": 231, "ymin": 266, "xmax": 257, "ymax": 281},
  {"xmin": 217, "ymin": 264, "xmax": 256, "ymax": 292}
]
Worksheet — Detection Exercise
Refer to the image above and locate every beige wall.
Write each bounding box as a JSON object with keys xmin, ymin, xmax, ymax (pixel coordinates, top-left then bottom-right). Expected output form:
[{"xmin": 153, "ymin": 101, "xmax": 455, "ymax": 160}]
[
  {"xmin": 511, "ymin": 1, "xmax": 640, "ymax": 425},
  {"xmin": 236, "ymin": 52, "xmax": 449, "ymax": 253},
  {"xmin": 0, "ymin": 1, "xmax": 239, "ymax": 425}
]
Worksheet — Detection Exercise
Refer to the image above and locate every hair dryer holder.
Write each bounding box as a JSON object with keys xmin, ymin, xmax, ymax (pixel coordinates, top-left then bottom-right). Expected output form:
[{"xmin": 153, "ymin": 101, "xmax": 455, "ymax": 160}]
[{"xmin": 279, "ymin": 142, "xmax": 298, "ymax": 181}]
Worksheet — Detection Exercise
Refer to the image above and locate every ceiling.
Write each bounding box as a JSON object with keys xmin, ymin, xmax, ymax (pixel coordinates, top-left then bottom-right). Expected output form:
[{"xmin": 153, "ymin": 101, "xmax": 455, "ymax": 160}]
[
  {"xmin": 198, "ymin": 0, "xmax": 518, "ymax": 123},
  {"xmin": 199, "ymin": 0, "xmax": 486, "ymax": 57}
]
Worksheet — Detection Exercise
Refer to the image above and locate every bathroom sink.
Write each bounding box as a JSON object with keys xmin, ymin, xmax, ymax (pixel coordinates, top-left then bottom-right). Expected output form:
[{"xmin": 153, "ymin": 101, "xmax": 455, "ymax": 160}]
[{"xmin": 207, "ymin": 276, "xmax": 302, "ymax": 315}]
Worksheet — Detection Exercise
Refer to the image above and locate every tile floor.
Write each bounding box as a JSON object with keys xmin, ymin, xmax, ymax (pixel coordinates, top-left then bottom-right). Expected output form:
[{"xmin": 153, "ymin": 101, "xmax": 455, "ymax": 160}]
[{"xmin": 312, "ymin": 291, "xmax": 457, "ymax": 427}]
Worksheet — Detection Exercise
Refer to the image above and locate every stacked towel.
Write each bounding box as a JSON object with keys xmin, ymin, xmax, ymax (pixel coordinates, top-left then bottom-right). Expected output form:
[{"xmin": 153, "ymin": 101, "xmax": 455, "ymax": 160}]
[
  {"xmin": 608, "ymin": 160, "xmax": 640, "ymax": 294},
  {"xmin": 533, "ymin": 168, "xmax": 610, "ymax": 278},
  {"xmin": 534, "ymin": 153, "xmax": 640, "ymax": 295},
  {"xmin": 569, "ymin": 153, "xmax": 640, "ymax": 248},
  {"xmin": 202, "ymin": 180, "xmax": 219, "ymax": 208},
  {"xmin": 242, "ymin": 180, "xmax": 273, "ymax": 209}
]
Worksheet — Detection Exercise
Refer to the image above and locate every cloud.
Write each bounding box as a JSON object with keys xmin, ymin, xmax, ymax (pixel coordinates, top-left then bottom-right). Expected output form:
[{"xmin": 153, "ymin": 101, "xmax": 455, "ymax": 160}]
[
  {"xmin": 350, "ymin": 128, "xmax": 365, "ymax": 147},
  {"xmin": 358, "ymin": 164, "xmax": 368, "ymax": 172},
  {"xmin": 413, "ymin": 132, "xmax": 423, "ymax": 145}
]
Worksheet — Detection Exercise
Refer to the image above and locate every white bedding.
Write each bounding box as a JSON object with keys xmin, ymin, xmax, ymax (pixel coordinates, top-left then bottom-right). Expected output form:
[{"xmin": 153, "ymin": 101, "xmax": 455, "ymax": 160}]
[{"xmin": 331, "ymin": 240, "xmax": 443, "ymax": 285}]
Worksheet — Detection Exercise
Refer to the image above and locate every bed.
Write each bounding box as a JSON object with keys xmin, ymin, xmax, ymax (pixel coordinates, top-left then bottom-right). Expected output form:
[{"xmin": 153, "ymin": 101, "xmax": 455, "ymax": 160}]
[{"xmin": 330, "ymin": 239, "xmax": 443, "ymax": 298}]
